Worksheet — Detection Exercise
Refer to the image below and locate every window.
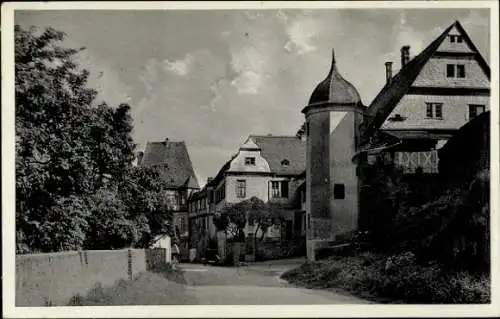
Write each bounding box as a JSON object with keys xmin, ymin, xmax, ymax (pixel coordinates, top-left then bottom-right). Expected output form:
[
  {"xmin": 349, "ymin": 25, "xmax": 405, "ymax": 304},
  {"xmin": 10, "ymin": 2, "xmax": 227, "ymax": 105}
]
[
  {"xmin": 270, "ymin": 181, "xmax": 289, "ymax": 198},
  {"xmin": 281, "ymin": 159, "xmax": 290, "ymax": 167},
  {"xmin": 271, "ymin": 181, "xmax": 280, "ymax": 198},
  {"xmin": 426, "ymin": 103, "xmax": 444, "ymax": 119},
  {"xmin": 178, "ymin": 216, "xmax": 187, "ymax": 233},
  {"xmin": 435, "ymin": 103, "xmax": 443, "ymax": 119},
  {"xmin": 201, "ymin": 217, "xmax": 206, "ymax": 231},
  {"xmin": 449, "ymin": 35, "xmax": 463, "ymax": 43},
  {"xmin": 244, "ymin": 157, "xmax": 256, "ymax": 165},
  {"xmin": 447, "ymin": 64, "xmax": 466, "ymax": 78},
  {"xmin": 215, "ymin": 183, "xmax": 226, "ymax": 203},
  {"xmin": 334, "ymin": 184, "xmax": 345, "ymax": 199},
  {"xmin": 236, "ymin": 179, "xmax": 246, "ymax": 198},
  {"xmin": 469, "ymin": 104, "xmax": 486, "ymax": 119},
  {"xmin": 457, "ymin": 64, "xmax": 465, "ymax": 78},
  {"xmin": 426, "ymin": 103, "xmax": 433, "ymax": 118},
  {"xmin": 446, "ymin": 64, "xmax": 455, "ymax": 77}
]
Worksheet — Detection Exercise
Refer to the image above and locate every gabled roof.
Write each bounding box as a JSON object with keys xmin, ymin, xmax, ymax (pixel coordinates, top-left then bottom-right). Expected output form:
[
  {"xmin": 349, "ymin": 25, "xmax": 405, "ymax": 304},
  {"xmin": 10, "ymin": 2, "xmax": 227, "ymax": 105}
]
[
  {"xmin": 189, "ymin": 187, "xmax": 207, "ymax": 201},
  {"xmin": 250, "ymin": 135, "xmax": 306, "ymax": 175},
  {"xmin": 140, "ymin": 139, "xmax": 200, "ymax": 189},
  {"xmin": 361, "ymin": 20, "xmax": 490, "ymax": 142},
  {"xmin": 207, "ymin": 159, "xmax": 232, "ymax": 188}
]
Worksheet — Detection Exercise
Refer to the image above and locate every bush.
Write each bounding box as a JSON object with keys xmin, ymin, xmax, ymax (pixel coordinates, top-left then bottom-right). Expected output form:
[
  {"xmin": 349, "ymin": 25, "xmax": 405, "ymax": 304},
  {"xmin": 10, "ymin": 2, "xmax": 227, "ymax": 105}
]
[
  {"xmin": 360, "ymin": 156, "xmax": 490, "ymax": 274},
  {"xmin": 281, "ymin": 253, "xmax": 490, "ymax": 304}
]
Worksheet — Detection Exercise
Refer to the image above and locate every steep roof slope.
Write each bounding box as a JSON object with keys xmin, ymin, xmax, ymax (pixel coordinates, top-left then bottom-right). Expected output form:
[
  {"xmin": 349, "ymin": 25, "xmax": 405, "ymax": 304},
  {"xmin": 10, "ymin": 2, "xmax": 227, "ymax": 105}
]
[
  {"xmin": 361, "ymin": 20, "xmax": 490, "ymax": 142},
  {"xmin": 438, "ymin": 111, "xmax": 490, "ymax": 182},
  {"xmin": 140, "ymin": 140, "xmax": 200, "ymax": 189},
  {"xmin": 250, "ymin": 135, "xmax": 306, "ymax": 175}
]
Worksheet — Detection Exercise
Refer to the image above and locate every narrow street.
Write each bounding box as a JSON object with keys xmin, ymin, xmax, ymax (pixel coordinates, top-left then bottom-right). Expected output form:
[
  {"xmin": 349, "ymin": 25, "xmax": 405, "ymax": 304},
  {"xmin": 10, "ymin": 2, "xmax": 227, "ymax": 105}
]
[{"xmin": 178, "ymin": 258, "xmax": 371, "ymax": 304}]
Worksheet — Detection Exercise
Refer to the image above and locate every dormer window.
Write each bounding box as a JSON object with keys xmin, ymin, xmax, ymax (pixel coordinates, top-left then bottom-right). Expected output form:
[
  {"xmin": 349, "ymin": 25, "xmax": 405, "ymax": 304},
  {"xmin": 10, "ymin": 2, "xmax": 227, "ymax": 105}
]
[
  {"xmin": 281, "ymin": 159, "xmax": 290, "ymax": 167},
  {"xmin": 244, "ymin": 157, "xmax": 256, "ymax": 166}
]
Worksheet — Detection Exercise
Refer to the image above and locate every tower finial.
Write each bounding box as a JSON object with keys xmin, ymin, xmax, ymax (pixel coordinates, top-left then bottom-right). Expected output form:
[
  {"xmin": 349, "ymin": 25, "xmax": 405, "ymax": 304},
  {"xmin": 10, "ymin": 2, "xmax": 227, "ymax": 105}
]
[{"xmin": 331, "ymin": 48, "xmax": 336, "ymax": 64}]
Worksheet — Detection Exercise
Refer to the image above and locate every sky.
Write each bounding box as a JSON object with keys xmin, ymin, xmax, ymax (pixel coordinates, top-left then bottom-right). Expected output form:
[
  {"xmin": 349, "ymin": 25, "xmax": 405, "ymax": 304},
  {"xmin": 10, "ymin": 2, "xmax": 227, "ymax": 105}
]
[{"xmin": 15, "ymin": 7, "xmax": 490, "ymax": 187}]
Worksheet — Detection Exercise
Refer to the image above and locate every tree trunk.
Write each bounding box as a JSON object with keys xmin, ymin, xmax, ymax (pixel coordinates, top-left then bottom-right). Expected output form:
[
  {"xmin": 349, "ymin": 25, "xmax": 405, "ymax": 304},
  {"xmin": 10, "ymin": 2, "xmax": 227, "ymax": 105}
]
[{"xmin": 253, "ymin": 225, "xmax": 260, "ymax": 260}]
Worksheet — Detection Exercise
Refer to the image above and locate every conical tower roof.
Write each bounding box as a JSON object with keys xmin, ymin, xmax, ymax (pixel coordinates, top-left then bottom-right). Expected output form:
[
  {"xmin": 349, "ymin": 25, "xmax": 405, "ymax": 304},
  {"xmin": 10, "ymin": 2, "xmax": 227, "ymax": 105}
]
[{"xmin": 307, "ymin": 49, "xmax": 362, "ymax": 106}]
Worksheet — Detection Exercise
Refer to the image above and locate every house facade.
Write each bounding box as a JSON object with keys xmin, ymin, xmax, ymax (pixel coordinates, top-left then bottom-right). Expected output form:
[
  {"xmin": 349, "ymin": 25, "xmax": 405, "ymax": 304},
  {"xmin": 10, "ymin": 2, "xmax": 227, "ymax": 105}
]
[
  {"xmin": 359, "ymin": 20, "xmax": 490, "ymax": 174},
  {"xmin": 137, "ymin": 138, "xmax": 200, "ymax": 260},
  {"xmin": 303, "ymin": 20, "xmax": 490, "ymax": 260},
  {"xmin": 188, "ymin": 135, "xmax": 307, "ymax": 259}
]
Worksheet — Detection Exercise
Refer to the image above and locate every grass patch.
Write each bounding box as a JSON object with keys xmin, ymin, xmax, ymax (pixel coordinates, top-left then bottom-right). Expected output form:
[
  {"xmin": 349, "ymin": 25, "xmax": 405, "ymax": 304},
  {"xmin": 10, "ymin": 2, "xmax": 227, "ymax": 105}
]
[
  {"xmin": 68, "ymin": 271, "xmax": 195, "ymax": 305},
  {"xmin": 281, "ymin": 251, "xmax": 490, "ymax": 304},
  {"xmin": 148, "ymin": 262, "xmax": 187, "ymax": 285}
]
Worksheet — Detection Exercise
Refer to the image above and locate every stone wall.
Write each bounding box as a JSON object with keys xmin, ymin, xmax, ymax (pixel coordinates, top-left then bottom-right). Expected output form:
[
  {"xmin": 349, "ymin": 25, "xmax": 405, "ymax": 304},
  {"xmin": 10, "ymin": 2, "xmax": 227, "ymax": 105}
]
[{"xmin": 16, "ymin": 249, "xmax": 149, "ymax": 306}]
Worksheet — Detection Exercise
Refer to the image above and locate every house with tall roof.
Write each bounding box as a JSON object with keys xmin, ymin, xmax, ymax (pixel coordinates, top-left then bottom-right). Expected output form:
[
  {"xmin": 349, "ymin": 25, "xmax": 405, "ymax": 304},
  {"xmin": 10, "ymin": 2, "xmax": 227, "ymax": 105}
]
[
  {"xmin": 137, "ymin": 138, "xmax": 200, "ymax": 259},
  {"xmin": 302, "ymin": 20, "xmax": 490, "ymax": 261},
  {"xmin": 188, "ymin": 134, "xmax": 307, "ymax": 260},
  {"xmin": 358, "ymin": 20, "xmax": 490, "ymax": 173}
]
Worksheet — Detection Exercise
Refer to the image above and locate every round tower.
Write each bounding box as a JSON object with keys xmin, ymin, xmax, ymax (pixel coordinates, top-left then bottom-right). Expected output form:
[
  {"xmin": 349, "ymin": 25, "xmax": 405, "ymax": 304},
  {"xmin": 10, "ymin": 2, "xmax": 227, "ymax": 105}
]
[{"xmin": 302, "ymin": 49, "xmax": 364, "ymax": 261}]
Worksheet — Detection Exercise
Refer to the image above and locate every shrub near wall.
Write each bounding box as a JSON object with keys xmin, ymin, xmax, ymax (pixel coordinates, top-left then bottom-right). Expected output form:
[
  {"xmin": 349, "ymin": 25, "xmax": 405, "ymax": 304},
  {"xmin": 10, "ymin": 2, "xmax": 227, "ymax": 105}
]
[
  {"xmin": 281, "ymin": 252, "xmax": 490, "ymax": 303},
  {"xmin": 16, "ymin": 249, "xmax": 147, "ymax": 306}
]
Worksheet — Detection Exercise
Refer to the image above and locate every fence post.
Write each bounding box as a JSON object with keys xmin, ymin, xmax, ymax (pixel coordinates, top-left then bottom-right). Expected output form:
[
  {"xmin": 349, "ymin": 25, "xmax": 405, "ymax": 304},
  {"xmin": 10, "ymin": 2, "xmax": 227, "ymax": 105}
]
[{"xmin": 127, "ymin": 249, "xmax": 133, "ymax": 280}]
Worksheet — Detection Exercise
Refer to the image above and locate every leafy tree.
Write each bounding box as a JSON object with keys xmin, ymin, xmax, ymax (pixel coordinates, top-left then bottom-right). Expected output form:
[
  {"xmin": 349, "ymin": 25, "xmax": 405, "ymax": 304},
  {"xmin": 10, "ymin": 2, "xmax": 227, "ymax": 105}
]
[
  {"xmin": 118, "ymin": 165, "xmax": 175, "ymax": 248},
  {"xmin": 296, "ymin": 122, "xmax": 306, "ymax": 139},
  {"xmin": 14, "ymin": 24, "xmax": 148, "ymax": 253},
  {"xmin": 359, "ymin": 154, "xmax": 490, "ymax": 273},
  {"xmin": 84, "ymin": 188, "xmax": 145, "ymax": 250},
  {"xmin": 213, "ymin": 196, "xmax": 284, "ymax": 259}
]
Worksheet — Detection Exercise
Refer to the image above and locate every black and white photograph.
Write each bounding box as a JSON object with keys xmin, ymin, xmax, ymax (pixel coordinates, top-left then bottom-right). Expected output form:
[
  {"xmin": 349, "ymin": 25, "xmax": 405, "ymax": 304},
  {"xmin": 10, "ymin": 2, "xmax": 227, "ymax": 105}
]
[{"xmin": 2, "ymin": 1, "xmax": 499, "ymax": 317}]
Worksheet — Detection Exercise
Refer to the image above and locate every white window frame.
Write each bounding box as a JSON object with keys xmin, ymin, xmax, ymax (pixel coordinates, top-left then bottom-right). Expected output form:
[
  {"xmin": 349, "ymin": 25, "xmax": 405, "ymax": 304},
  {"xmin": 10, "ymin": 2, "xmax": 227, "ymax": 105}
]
[
  {"xmin": 236, "ymin": 179, "xmax": 246, "ymax": 198},
  {"xmin": 425, "ymin": 102, "xmax": 444, "ymax": 119},
  {"xmin": 270, "ymin": 180, "xmax": 289, "ymax": 199},
  {"xmin": 244, "ymin": 157, "xmax": 256, "ymax": 166},
  {"xmin": 446, "ymin": 64, "xmax": 466, "ymax": 79}
]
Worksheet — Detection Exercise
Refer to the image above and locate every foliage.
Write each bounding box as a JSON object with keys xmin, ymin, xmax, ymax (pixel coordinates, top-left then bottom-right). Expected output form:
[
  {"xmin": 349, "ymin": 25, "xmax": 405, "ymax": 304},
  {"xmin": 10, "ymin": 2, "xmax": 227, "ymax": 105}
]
[
  {"xmin": 213, "ymin": 196, "xmax": 284, "ymax": 243},
  {"xmin": 15, "ymin": 25, "xmax": 173, "ymax": 253},
  {"xmin": 359, "ymin": 155, "xmax": 490, "ymax": 273},
  {"xmin": 84, "ymin": 188, "xmax": 141, "ymax": 250},
  {"xmin": 296, "ymin": 122, "xmax": 306, "ymax": 139},
  {"xmin": 117, "ymin": 165, "xmax": 175, "ymax": 248},
  {"xmin": 281, "ymin": 252, "xmax": 490, "ymax": 304}
]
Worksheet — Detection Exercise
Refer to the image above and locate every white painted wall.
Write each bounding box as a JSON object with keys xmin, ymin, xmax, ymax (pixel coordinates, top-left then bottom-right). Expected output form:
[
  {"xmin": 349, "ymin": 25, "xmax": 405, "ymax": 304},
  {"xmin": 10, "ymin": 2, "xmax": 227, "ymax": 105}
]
[
  {"xmin": 413, "ymin": 57, "xmax": 489, "ymax": 88},
  {"xmin": 225, "ymin": 174, "xmax": 270, "ymax": 204},
  {"xmin": 381, "ymin": 94, "xmax": 490, "ymax": 130},
  {"xmin": 329, "ymin": 111, "xmax": 359, "ymax": 236},
  {"xmin": 436, "ymin": 26, "xmax": 474, "ymax": 53}
]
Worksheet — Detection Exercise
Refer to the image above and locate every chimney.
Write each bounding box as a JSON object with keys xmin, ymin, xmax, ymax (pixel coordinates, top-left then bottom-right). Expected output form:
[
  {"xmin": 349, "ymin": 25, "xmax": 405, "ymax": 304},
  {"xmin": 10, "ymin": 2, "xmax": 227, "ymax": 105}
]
[
  {"xmin": 207, "ymin": 177, "xmax": 213, "ymax": 183},
  {"xmin": 385, "ymin": 62, "xmax": 393, "ymax": 84},
  {"xmin": 401, "ymin": 45, "xmax": 410, "ymax": 67}
]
